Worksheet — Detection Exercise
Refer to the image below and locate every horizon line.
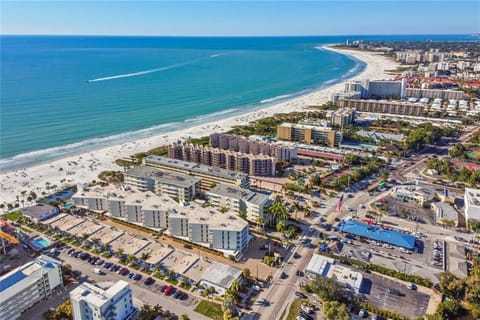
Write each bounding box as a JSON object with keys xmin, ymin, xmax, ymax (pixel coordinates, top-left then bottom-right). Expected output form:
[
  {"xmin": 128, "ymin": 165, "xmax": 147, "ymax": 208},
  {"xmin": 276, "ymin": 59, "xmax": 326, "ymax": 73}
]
[{"xmin": 1, "ymin": 32, "xmax": 478, "ymax": 38}]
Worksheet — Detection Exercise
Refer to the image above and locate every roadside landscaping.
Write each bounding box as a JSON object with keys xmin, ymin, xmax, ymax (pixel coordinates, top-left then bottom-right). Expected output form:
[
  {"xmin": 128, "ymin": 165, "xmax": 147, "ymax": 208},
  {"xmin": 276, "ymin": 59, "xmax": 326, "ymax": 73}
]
[{"xmin": 194, "ymin": 300, "xmax": 223, "ymax": 320}]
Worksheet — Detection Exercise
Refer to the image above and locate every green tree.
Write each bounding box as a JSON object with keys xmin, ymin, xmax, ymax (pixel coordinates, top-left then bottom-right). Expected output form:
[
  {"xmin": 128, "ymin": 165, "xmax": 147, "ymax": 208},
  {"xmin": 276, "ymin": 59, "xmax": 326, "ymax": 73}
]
[
  {"xmin": 436, "ymin": 299, "xmax": 461, "ymax": 319},
  {"xmin": 139, "ymin": 304, "xmax": 163, "ymax": 320},
  {"xmin": 309, "ymin": 275, "xmax": 344, "ymax": 301},
  {"xmin": 242, "ymin": 268, "xmax": 250, "ymax": 279},
  {"xmin": 323, "ymin": 301, "xmax": 350, "ymax": 320},
  {"xmin": 140, "ymin": 252, "xmax": 151, "ymax": 261},
  {"xmin": 51, "ymin": 300, "xmax": 73, "ymax": 320},
  {"xmin": 276, "ymin": 220, "xmax": 286, "ymax": 233},
  {"xmin": 256, "ymin": 215, "xmax": 264, "ymax": 233},
  {"xmin": 180, "ymin": 314, "xmax": 190, "ymax": 320}
]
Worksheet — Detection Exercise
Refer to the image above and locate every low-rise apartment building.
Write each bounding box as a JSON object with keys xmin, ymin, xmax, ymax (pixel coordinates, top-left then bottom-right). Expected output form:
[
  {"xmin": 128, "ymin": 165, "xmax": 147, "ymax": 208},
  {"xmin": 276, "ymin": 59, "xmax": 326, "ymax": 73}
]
[
  {"xmin": 72, "ymin": 186, "xmax": 251, "ymax": 256},
  {"xmin": 144, "ymin": 156, "xmax": 249, "ymax": 192},
  {"xmin": 0, "ymin": 255, "xmax": 63, "ymax": 320},
  {"xmin": 70, "ymin": 280, "xmax": 135, "ymax": 320},
  {"xmin": 276, "ymin": 123, "xmax": 342, "ymax": 147},
  {"xmin": 207, "ymin": 183, "xmax": 271, "ymax": 223},
  {"xmin": 124, "ymin": 166, "xmax": 200, "ymax": 201}
]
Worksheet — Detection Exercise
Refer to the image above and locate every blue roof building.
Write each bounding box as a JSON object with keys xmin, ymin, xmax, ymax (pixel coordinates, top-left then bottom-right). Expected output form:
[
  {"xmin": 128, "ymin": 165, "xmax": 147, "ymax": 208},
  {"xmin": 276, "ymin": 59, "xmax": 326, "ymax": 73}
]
[{"xmin": 337, "ymin": 220, "xmax": 416, "ymax": 250}]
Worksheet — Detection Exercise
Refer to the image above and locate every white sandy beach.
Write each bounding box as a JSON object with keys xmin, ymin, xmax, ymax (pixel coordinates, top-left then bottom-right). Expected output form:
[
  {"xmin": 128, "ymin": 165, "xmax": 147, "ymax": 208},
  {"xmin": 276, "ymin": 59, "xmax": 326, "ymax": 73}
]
[{"xmin": 0, "ymin": 47, "xmax": 400, "ymax": 206}]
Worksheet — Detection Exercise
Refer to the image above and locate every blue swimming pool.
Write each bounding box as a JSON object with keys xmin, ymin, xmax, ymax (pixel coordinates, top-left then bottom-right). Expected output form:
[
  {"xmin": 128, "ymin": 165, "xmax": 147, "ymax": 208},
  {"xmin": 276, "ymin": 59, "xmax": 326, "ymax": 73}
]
[{"xmin": 33, "ymin": 237, "xmax": 50, "ymax": 249}]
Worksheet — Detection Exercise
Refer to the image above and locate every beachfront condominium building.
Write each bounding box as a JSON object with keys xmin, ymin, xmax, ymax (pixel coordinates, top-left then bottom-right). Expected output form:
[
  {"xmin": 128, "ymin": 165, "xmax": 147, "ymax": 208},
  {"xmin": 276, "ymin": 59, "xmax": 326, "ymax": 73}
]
[
  {"xmin": 338, "ymin": 98, "xmax": 426, "ymax": 116},
  {"xmin": 124, "ymin": 166, "xmax": 200, "ymax": 201},
  {"xmin": 72, "ymin": 186, "xmax": 250, "ymax": 255},
  {"xmin": 331, "ymin": 108, "xmax": 356, "ymax": 128},
  {"xmin": 276, "ymin": 123, "xmax": 342, "ymax": 147},
  {"xmin": 465, "ymin": 188, "xmax": 480, "ymax": 224},
  {"xmin": 143, "ymin": 155, "xmax": 250, "ymax": 191},
  {"xmin": 70, "ymin": 280, "xmax": 135, "ymax": 320},
  {"xmin": 208, "ymin": 133, "xmax": 298, "ymax": 161},
  {"xmin": 0, "ymin": 255, "xmax": 63, "ymax": 320},
  {"xmin": 168, "ymin": 143, "xmax": 276, "ymax": 177},
  {"xmin": 207, "ymin": 183, "xmax": 271, "ymax": 224},
  {"xmin": 405, "ymin": 88, "xmax": 465, "ymax": 100},
  {"xmin": 341, "ymin": 79, "xmax": 406, "ymax": 99}
]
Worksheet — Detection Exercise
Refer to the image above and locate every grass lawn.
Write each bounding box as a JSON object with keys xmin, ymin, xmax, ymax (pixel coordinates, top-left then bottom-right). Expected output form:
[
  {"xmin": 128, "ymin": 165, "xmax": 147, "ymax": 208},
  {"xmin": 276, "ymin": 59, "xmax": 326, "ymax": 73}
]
[
  {"xmin": 19, "ymin": 226, "xmax": 33, "ymax": 234},
  {"xmin": 71, "ymin": 241, "xmax": 81, "ymax": 247},
  {"xmin": 165, "ymin": 278, "xmax": 178, "ymax": 285},
  {"xmin": 153, "ymin": 272, "xmax": 165, "ymax": 280},
  {"xmin": 194, "ymin": 300, "xmax": 223, "ymax": 320},
  {"xmin": 101, "ymin": 252, "xmax": 112, "ymax": 258},
  {"xmin": 3, "ymin": 211, "xmax": 22, "ymax": 221},
  {"xmin": 286, "ymin": 299, "xmax": 303, "ymax": 320}
]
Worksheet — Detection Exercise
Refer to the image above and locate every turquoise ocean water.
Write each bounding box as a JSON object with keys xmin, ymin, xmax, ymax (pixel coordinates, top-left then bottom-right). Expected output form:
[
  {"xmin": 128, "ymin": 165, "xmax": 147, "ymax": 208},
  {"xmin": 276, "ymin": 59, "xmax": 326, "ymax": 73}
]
[{"xmin": 0, "ymin": 35, "xmax": 476, "ymax": 171}]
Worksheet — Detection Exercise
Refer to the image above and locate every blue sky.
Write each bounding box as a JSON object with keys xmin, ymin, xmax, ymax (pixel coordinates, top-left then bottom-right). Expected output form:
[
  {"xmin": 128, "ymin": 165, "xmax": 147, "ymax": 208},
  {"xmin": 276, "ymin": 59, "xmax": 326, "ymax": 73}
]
[{"xmin": 2, "ymin": 1, "xmax": 479, "ymax": 36}]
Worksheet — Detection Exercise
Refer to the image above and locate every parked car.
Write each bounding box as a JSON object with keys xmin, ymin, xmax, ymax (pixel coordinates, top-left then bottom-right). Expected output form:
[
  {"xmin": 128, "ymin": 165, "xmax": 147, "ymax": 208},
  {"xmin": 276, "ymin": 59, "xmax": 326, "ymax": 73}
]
[
  {"xmin": 295, "ymin": 291, "xmax": 307, "ymax": 299},
  {"xmin": 163, "ymin": 285, "xmax": 175, "ymax": 295},
  {"xmin": 387, "ymin": 288, "xmax": 403, "ymax": 296},
  {"xmin": 143, "ymin": 277, "xmax": 154, "ymax": 285},
  {"xmin": 133, "ymin": 274, "xmax": 142, "ymax": 281}
]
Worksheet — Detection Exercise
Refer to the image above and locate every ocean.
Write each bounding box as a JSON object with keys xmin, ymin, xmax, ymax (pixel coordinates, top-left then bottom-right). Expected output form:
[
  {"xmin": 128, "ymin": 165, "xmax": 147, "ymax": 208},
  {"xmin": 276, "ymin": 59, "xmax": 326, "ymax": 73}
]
[{"xmin": 0, "ymin": 34, "xmax": 476, "ymax": 171}]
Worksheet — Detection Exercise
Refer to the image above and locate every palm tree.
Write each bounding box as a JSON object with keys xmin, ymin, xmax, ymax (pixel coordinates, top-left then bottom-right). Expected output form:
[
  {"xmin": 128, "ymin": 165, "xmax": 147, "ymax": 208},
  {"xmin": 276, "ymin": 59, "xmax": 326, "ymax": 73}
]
[
  {"xmin": 103, "ymin": 243, "xmax": 112, "ymax": 253},
  {"xmin": 140, "ymin": 252, "xmax": 151, "ymax": 261},
  {"xmin": 180, "ymin": 314, "xmax": 190, "ymax": 320},
  {"xmin": 256, "ymin": 216, "xmax": 264, "ymax": 233},
  {"xmin": 276, "ymin": 220, "xmax": 286, "ymax": 234},
  {"xmin": 126, "ymin": 254, "xmax": 136, "ymax": 265},
  {"xmin": 81, "ymin": 232, "xmax": 90, "ymax": 241},
  {"xmin": 292, "ymin": 201, "xmax": 300, "ymax": 220},
  {"xmin": 230, "ymin": 279, "xmax": 241, "ymax": 294},
  {"xmin": 91, "ymin": 237, "xmax": 101, "ymax": 248},
  {"xmin": 115, "ymin": 247, "xmax": 124, "ymax": 258}
]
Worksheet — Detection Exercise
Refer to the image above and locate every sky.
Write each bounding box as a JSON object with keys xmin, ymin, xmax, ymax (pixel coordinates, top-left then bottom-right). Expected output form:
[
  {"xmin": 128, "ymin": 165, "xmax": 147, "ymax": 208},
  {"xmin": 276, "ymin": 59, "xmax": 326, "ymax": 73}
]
[{"xmin": 1, "ymin": 1, "xmax": 479, "ymax": 36}]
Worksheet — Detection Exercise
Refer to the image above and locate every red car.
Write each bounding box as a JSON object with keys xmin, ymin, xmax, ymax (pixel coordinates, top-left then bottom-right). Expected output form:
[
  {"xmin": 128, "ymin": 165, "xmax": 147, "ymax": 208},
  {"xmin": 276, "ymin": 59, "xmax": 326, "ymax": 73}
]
[
  {"xmin": 119, "ymin": 268, "xmax": 129, "ymax": 276},
  {"xmin": 163, "ymin": 285, "xmax": 174, "ymax": 295}
]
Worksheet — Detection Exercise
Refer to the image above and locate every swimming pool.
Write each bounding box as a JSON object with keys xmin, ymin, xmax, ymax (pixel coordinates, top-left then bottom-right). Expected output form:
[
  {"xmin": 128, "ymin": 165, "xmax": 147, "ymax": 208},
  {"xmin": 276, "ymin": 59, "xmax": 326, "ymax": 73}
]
[{"xmin": 32, "ymin": 237, "xmax": 50, "ymax": 249}]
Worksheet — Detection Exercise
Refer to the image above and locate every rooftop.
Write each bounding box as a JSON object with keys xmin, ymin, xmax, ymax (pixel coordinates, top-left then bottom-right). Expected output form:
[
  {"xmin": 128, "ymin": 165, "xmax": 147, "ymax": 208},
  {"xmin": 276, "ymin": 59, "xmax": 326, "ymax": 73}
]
[
  {"xmin": 465, "ymin": 187, "xmax": 480, "ymax": 208},
  {"xmin": 144, "ymin": 156, "xmax": 248, "ymax": 180},
  {"xmin": 432, "ymin": 201, "xmax": 459, "ymax": 222},
  {"xmin": 70, "ymin": 280, "xmax": 130, "ymax": 308},
  {"xmin": 20, "ymin": 204, "xmax": 58, "ymax": 219},
  {"xmin": 0, "ymin": 255, "xmax": 61, "ymax": 302},
  {"xmin": 125, "ymin": 166, "xmax": 200, "ymax": 187},
  {"xmin": 208, "ymin": 183, "xmax": 270, "ymax": 206},
  {"xmin": 279, "ymin": 122, "xmax": 336, "ymax": 132},
  {"xmin": 200, "ymin": 262, "xmax": 242, "ymax": 290},
  {"xmin": 337, "ymin": 220, "xmax": 416, "ymax": 249}
]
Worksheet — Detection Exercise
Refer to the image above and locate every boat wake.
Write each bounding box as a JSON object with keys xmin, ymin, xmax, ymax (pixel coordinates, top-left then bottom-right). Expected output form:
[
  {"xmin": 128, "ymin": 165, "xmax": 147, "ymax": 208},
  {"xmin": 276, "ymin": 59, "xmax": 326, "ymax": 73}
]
[{"xmin": 87, "ymin": 60, "xmax": 194, "ymax": 83}]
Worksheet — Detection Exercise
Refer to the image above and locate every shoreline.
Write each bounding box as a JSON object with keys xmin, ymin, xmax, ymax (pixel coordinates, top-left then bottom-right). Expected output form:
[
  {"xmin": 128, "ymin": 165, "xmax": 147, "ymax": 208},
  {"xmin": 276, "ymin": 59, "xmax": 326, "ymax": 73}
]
[{"xmin": 0, "ymin": 46, "xmax": 400, "ymax": 205}]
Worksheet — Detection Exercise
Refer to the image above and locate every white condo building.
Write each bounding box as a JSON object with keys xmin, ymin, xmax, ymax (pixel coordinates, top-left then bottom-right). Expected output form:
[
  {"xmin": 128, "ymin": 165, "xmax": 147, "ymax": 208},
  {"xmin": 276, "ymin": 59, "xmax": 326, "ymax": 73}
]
[
  {"xmin": 207, "ymin": 183, "xmax": 271, "ymax": 223},
  {"xmin": 124, "ymin": 166, "xmax": 200, "ymax": 202},
  {"xmin": 72, "ymin": 186, "xmax": 251, "ymax": 256},
  {"xmin": 70, "ymin": 280, "xmax": 135, "ymax": 320},
  {"xmin": 465, "ymin": 188, "xmax": 480, "ymax": 223},
  {"xmin": 0, "ymin": 255, "xmax": 63, "ymax": 320}
]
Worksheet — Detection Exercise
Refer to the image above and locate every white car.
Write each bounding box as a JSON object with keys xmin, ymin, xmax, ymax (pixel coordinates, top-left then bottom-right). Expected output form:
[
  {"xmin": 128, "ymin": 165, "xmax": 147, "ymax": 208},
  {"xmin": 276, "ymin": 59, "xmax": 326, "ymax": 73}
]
[{"xmin": 301, "ymin": 305, "xmax": 313, "ymax": 314}]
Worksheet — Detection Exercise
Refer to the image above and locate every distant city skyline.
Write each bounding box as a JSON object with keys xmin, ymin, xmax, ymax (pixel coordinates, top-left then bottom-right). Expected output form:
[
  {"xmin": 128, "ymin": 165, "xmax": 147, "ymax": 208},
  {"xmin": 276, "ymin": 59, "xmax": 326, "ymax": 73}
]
[{"xmin": 1, "ymin": 1, "xmax": 479, "ymax": 36}]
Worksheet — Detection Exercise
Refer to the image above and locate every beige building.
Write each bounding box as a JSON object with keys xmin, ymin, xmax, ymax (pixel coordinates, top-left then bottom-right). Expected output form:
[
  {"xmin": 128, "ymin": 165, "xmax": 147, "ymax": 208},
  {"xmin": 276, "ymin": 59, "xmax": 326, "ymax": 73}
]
[
  {"xmin": 331, "ymin": 108, "xmax": 355, "ymax": 128},
  {"xmin": 405, "ymin": 88, "xmax": 465, "ymax": 100},
  {"xmin": 339, "ymin": 98, "xmax": 426, "ymax": 116},
  {"xmin": 276, "ymin": 123, "xmax": 342, "ymax": 147},
  {"xmin": 144, "ymin": 156, "xmax": 249, "ymax": 192}
]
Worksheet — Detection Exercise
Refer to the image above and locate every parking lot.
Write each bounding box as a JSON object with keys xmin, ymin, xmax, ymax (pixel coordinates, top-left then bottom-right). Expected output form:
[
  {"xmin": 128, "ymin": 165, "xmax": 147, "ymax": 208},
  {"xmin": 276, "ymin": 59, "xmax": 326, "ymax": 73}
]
[
  {"xmin": 383, "ymin": 196, "xmax": 435, "ymax": 225},
  {"xmin": 362, "ymin": 272, "xmax": 430, "ymax": 319}
]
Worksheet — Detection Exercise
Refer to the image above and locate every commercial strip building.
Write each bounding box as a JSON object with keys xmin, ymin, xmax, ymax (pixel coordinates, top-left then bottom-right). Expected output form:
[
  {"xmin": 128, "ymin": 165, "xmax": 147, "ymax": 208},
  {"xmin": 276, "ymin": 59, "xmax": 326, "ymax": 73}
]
[
  {"xmin": 305, "ymin": 254, "xmax": 363, "ymax": 293},
  {"xmin": 431, "ymin": 202, "xmax": 460, "ymax": 227},
  {"xmin": 70, "ymin": 280, "xmax": 136, "ymax": 320},
  {"xmin": 199, "ymin": 262, "xmax": 243, "ymax": 295},
  {"xmin": 124, "ymin": 166, "xmax": 200, "ymax": 201},
  {"xmin": 338, "ymin": 98, "xmax": 426, "ymax": 116},
  {"xmin": 143, "ymin": 155, "xmax": 249, "ymax": 192},
  {"xmin": 276, "ymin": 123, "xmax": 343, "ymax": 147},
  {"xmin": 168, "ymin": 143, "xmax": 276, "ymax": 177},
  {"xmin": 390, "ymin": 186, "xmax": 436, "ymax": 207},
  {"xmin": 72, "ymin": 186, "xmax": 251, "ymax": 256},
  {"xmin": 20, "ymin": 204, "xmax": 60, "ymax": 223},
  {"xmin": 207, "ymin": 183, "xmax": 272, "ymax": 224},
  {"xmin": 337, "ymin": 220, "xmax": 416, "ymax": 250},
  {"xmin": 464, "ymin": 187, "xmax": 480, "ymax": 224},
  {"xmin": 0, "ymin": 255, "xmax": 63, "ymax": 320},
  {"xmin": 208, "ymin": 133, "xmax": 298, "ymax": 161}
]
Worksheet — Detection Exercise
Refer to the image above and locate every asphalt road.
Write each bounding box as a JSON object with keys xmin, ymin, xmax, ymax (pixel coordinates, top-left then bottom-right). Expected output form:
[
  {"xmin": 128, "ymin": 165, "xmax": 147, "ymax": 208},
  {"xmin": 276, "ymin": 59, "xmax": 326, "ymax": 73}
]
[{"xmin": 57, "ymin": 248, "xmax": 208, "ymax": 320}]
